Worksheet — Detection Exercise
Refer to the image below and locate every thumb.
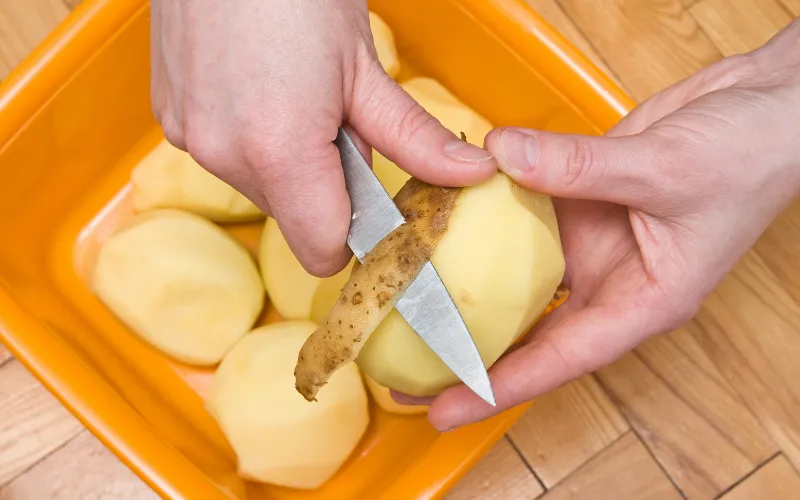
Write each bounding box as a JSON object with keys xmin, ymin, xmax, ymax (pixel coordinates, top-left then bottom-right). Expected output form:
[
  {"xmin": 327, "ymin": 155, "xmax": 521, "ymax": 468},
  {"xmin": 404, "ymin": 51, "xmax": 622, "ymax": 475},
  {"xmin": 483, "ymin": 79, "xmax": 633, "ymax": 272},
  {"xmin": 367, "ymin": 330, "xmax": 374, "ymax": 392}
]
[
  {"xmin": 485, "ymin": 127, "xmax": 661, "ymax": 208},
  {"xmin": 347, "ymin": 71, "xmax": 496, "ymax": 187}
]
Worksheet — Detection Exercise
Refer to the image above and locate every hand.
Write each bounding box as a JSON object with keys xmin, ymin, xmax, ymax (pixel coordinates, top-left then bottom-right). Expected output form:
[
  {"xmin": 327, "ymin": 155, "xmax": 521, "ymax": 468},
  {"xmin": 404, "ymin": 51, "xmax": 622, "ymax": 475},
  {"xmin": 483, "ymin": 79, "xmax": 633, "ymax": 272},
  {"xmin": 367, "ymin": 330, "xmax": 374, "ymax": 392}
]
[
  {"xmin": 396, "ymin": 18, "xmax": 800, "ymax": 431},
  {"xmin": 149, "ymin": 0, "xmax": 496, "ymax": 276}
]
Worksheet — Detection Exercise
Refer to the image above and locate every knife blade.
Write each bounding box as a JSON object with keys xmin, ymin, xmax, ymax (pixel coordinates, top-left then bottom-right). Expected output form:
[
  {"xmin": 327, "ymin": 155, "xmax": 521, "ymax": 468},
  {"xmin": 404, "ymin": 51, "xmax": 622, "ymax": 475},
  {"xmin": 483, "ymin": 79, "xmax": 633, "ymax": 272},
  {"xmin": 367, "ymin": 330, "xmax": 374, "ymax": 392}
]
[{"xmin": 334, "ymin": 127, "xmax": 495, "ymax": 407}]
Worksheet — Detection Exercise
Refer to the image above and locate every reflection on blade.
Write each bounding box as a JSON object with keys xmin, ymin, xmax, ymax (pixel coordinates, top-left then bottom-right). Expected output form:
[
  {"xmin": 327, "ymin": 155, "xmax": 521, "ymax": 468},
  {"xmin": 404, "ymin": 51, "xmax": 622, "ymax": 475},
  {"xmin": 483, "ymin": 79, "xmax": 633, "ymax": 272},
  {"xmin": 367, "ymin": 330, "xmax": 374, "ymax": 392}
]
[{"xmin": 396, "ymin": 262, "xmax": 495, "ymax": 406}]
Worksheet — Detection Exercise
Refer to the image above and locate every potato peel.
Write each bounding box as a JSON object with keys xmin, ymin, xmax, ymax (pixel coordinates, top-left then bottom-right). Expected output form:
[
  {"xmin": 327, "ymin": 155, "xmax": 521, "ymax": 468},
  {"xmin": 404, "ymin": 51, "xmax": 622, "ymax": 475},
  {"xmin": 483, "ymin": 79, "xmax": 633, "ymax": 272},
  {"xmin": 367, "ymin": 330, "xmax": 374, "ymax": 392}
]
[{"xmin": 294, "ymin": 179, "xmax": 461, "ymax": 401}]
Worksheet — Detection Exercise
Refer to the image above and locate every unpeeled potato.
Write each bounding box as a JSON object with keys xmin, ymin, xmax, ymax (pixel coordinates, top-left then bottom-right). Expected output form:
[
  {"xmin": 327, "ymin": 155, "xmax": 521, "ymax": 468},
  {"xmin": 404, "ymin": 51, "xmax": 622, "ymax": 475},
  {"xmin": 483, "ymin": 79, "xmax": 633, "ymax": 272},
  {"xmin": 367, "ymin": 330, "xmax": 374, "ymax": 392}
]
[
  {"xmin": 91, "ymin": 209, "xmax": 264, "ymax": 365},
  {"xmin": 369, "ymin": 12, "xmax": 400, "ymax": 78},
  {"xmin": 206, "ymin": 321, "xmax": 369, "ymax": 489},
  {"xmin": 131, "ymin": 139, "xmax": 263, "ymax": 222},
  {"xmin": 258, "ymin": 218, "xmax": 354, "ymax": 320}
]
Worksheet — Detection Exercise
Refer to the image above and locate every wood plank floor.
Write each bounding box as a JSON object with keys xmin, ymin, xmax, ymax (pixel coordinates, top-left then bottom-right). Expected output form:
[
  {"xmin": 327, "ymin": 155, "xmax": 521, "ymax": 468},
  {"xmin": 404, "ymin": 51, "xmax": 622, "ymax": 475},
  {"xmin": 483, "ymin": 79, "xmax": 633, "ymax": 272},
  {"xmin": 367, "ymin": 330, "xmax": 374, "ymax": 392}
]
[{"xmin": 1, "ymin": 0, "xmax": 799, "ymax": 498}]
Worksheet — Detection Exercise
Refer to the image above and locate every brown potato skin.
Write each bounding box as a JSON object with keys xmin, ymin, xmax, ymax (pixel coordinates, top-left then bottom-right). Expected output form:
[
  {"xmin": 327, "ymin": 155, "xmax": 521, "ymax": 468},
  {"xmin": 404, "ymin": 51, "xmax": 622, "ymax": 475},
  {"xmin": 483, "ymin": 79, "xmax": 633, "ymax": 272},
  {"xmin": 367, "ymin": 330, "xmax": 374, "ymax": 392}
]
[{"xmin": 294, "ymin": 179, "xmax": 460, "ymax": 401}]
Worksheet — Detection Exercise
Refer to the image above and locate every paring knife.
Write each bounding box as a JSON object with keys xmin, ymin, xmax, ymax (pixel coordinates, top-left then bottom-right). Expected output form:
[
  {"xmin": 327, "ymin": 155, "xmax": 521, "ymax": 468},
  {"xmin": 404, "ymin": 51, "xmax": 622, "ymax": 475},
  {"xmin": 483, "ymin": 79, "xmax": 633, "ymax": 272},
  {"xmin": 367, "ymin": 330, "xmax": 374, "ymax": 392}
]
[{"xmin": 334, "ymin": 127, "xmax": 496, "ymax": 407}]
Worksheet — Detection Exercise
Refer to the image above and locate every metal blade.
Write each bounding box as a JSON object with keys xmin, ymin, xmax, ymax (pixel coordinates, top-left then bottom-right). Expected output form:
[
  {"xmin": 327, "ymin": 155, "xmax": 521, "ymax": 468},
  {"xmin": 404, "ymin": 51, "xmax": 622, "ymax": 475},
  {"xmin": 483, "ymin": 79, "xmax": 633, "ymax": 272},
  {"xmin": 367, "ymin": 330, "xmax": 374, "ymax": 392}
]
[{"xmin": 334, "ymin": 127, "xmax": 495, "ymax": 406}]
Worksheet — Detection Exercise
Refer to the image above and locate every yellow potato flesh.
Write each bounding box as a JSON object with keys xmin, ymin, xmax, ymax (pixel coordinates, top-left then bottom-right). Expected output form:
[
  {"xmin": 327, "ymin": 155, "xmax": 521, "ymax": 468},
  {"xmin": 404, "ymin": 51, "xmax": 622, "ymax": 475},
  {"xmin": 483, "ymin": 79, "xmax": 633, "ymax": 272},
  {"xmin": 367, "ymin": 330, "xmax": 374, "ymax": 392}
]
[
  {"xmin": 364, "ymin": 375, "xmax": 428, "ymax": 415},
  {"xmin": 91, "ymin": 209, "xmax": 264, "ymax": 365},
  {"xmin": 131, "ymin": 140, "xmax": 263, "ymax": 222},
  {"xmin": 206, "ymin": 321, "xmax": 369, "ymax": 489},
  {"xmin": 258, "ymin": 218, "xmax": 354, "ymax": 320},
  {"xmin": 309, "ymin": 264, "xmax": 353, "ymax": 325},
  {"xmin": 372, "ymin": 150, "xmax": 411, "ymax": 198},
  {"xmin": 369, "ymin": 12, "xmax": 400, "ymax": 78},
  {"xmin": 356, "ymin": 173, "xmax": 565, "ymax": 397},
  {"xmin": 400, "ymin": 77, "xmax": 493, "ymax": 147}
]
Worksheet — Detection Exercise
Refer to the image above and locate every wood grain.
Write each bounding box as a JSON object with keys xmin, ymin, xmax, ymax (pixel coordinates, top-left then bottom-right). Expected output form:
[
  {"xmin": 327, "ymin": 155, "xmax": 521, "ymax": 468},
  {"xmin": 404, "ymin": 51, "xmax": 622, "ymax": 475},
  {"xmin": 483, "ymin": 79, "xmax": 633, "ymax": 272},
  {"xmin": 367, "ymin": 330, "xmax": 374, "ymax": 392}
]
[
  {"xmin": 0, "ymin": 344, "xmax": 10, "ymax": 366},
  {"xmin": 558, "ymin": 0, "xmax": 723, "ymax": 101},
  {"xmin": 507, "ymin": 376, "xmax": 628, "ymax": 487},
  {"xmin": 719, "ymin": 455, "xmax": 800, "ymax": 500},
  {"xmin": 445, "ymin": 438, "xmax": 544, "ymax": 500},
  {"xmin": 777, "ymin": 0, "xmax": 800, "ymax": 15},
  {"xmin": 0, "ymin": 430, "xmax": 158, "ymax": 500},
  {"xmin": 596, "ymin": 346, "xmax": 774, "ymax": 499},
  {"xmin": 688, "ymin": 250, "xmax": 800, "ymax": 471},
  {"xmin": 0, "ymin": 360, "xmax": 83, "ymax": 485},
  {"xmin": 689, "ymin": 0, "xmax": 793, "ymax": 56},
  {"xmin": 755, "ymin": 201, "xmax": 800, "ymax": 307},
  {"xmin": 635, "ymin": 328, "xmax": 777, "ymax": 463},
  {"xmin": 524, "ymin": 0, "xmax": 628, "ymax": 91},
  {"xmin": 0, "ymin": 0, "xmax": 68, "ymax": 79},
  {"xmin": 539, "ymin": 433, "xmax": 681, "ymax": 500}
]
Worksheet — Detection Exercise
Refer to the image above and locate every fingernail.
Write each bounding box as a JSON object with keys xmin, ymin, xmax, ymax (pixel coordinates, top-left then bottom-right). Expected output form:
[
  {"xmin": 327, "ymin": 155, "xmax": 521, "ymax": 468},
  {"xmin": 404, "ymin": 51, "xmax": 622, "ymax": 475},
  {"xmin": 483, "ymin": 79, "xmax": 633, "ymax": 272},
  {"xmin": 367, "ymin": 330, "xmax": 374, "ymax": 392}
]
[
  {"xmin": 444, "ymin": 139, "xmax": 494, "ymax": 163},
  {"xmin": 499, "ymin": 129, "xmax": 540, "ymax": 174}
]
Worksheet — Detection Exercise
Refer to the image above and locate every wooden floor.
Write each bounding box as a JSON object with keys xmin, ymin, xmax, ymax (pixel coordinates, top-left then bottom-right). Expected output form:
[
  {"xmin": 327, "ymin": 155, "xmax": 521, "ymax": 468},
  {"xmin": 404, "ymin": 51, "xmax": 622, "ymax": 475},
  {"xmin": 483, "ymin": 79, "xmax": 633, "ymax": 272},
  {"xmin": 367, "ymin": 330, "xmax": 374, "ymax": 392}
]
[{"xmin": 2, "ymin": 0, "xmax": 800, "ymax": 498}]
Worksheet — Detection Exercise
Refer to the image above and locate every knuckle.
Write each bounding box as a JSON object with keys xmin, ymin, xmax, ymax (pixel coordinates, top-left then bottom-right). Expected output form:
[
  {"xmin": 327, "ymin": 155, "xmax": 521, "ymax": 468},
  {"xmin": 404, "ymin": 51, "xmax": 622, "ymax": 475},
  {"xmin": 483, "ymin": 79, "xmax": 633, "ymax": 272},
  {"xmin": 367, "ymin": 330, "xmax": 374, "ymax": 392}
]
[
  {"xmin": 561, "ymin": 137, "xmax": 596, "ymax": 188},
  {"xmin": 241, "ymin": 126, "xmax": 297, "ymax": 171},
  {"xmin": 183, "ymin": 125, "xmax": 227, "ymax": 172},
  {"xmin": 160, "ymin": 113, "xmax": 186, "ymax": 151},
  {"xmin": 704, "ymin": 53, "xmax": 759, "ymax": 88},
  {"xmin": 389, "ymin": 104, "xmax": 435, "ymax": 153}
]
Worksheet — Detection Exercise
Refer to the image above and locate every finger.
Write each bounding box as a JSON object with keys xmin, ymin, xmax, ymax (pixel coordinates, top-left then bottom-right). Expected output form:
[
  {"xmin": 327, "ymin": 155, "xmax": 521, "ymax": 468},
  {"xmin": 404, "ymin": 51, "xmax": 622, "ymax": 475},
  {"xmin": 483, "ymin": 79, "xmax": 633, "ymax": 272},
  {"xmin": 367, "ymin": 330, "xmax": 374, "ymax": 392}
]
[
  {"xmin": 425, "ymin": 303, "xmax": 653, "ymax": 432},
  {"xmin": 247, "ymin": 131, "xmax": 353, "ymax": 278},
  {"xmin": 347, "ymin": 68, "xmax": 496, "ymax": 187},
  {"xmin": 485, "ymin": 127, "xmax": 664, "ymax": 209}
]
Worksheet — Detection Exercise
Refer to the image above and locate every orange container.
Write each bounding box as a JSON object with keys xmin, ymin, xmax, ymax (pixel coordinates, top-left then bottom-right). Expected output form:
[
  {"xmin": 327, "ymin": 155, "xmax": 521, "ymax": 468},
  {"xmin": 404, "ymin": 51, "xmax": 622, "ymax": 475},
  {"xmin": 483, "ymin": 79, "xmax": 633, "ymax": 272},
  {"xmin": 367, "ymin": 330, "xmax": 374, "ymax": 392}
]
[{"xmin": 0, "ymin": 0, "xmax": 633, "ymax": 498}]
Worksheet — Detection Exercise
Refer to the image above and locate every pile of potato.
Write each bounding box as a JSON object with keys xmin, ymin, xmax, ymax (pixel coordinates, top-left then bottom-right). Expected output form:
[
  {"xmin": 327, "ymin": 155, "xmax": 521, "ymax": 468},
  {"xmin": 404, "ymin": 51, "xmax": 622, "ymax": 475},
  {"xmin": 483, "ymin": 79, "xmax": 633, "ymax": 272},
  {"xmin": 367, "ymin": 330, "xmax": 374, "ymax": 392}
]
[{"xmin": 90, "ymin": 11, "xmax": 565, "ymax": 491}]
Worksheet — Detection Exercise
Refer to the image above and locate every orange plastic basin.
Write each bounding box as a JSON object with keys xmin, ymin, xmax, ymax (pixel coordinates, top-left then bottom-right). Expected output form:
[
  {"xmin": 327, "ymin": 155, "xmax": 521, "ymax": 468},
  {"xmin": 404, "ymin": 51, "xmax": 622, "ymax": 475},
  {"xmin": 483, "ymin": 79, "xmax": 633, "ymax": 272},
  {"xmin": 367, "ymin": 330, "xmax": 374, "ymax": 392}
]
[{"xmin": 0, "ymin": 0, "xmax": 633, "ymax": 498}]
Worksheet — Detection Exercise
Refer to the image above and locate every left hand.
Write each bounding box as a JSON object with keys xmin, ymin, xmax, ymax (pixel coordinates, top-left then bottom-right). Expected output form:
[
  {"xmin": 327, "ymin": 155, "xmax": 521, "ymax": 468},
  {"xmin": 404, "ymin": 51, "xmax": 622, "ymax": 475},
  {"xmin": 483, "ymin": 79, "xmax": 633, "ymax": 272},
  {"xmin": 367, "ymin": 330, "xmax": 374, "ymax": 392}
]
[{"xmin": 394, "ymin": 18, "xmax": 800, "ymax": 431}]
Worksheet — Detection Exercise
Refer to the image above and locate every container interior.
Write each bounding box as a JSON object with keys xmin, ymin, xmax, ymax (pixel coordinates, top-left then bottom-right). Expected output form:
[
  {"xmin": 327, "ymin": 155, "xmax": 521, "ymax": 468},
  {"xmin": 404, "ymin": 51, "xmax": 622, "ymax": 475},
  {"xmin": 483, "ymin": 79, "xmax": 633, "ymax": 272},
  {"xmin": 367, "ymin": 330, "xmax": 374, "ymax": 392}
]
[{"xmin": 0, "ymin": 0, "xmax": 612, "ymax": 498}]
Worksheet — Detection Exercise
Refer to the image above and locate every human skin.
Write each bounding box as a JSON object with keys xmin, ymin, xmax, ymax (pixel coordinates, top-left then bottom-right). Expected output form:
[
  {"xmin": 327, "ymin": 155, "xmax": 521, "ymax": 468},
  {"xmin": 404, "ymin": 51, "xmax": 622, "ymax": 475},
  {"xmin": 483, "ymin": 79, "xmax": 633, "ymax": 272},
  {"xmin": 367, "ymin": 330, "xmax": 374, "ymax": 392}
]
[
  {"xmin": 151, "ymin": 0, "xmax": 800, "ymax": 432},
  {"xmin": 149, "ymin": 0, "xmax": 496, "ymax": 277},
  {"xmin": 394, "ymin": 18, "xmax": 800, "ymax": 431}
]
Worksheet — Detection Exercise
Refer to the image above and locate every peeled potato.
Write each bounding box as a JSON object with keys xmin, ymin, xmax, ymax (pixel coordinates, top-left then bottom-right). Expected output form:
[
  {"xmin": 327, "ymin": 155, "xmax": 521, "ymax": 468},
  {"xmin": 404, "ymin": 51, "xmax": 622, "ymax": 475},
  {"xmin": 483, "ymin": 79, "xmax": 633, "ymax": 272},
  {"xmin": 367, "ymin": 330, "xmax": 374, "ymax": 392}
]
[
  {"xmin": 131, "ymin": 139, "xmax": 263, "ymax": 222},
  {"xmin": 364, "ymin": 375, "xmax": 427, "ymax": 415},
  {"xmin": 369, "ymin": 12, "xmax": 400, "ymax": 78},
  {"xmin": 310, "ymin": 264, "xmax": 353, "ymax": 325},
  {"xmin": 353, "ymin": 173, "xmax": 565, "ymax": 397},
  {"xmin": 401, "ymin": 78, "xmax": 493, "ymax": 147},
  {"xmin": 372, "ymin": 150, "xmax": 411, "ymax": 198},
  {"xmin": 258, "ymin": 218, "xmax": 354, "ymax": 320},
  {"xmin": 206, "ymin": 321, "xmax": 369, "ymax": 489},
  {"xmin": 91, "ymin": 209, "xmax": 264, "ymax": 365}
]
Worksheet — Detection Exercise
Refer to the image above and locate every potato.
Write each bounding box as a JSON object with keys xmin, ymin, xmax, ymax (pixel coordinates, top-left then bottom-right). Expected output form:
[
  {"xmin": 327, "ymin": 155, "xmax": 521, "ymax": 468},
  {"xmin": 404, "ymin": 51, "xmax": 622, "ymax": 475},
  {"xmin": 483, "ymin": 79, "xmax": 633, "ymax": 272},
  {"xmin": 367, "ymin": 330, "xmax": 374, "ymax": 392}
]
[
  {"xmin": 258, "ymin": 218, "xmax": 354, "ymax": 320},
  {"xmin": 295, "ymin": 180, "xmax": 461, "ymax": 401},
  {"xmin": 356, "ymin": 173, "xmax": 565, "ymax": 396},
  {"xmin": 131, "ymin": 139, "xmax": 263, "ymax": 222},
  {"xmin": 372, "ymin": 150, "xmax": 411, "ymax": 198},
  {"xmin": 369, "ymin": 12, "xmax": 400, "ymax": 78},
  {"xmin": 309, "ymin": 264, "xmax": 353, "ymax": 325},
  {"xmin": 206, "ymin": 321, "xmax": 369, "ymax": 489},
  {"xmin": 401, "ymin": 77, "xmax": 493, "ymax": 147},
  {"xmin": 364, "ymin": 375, "xmax": 428, "ymax": 415},
  {"xmin": 91, "ymin": 209, "xmax": 264, "ymax": 365}
]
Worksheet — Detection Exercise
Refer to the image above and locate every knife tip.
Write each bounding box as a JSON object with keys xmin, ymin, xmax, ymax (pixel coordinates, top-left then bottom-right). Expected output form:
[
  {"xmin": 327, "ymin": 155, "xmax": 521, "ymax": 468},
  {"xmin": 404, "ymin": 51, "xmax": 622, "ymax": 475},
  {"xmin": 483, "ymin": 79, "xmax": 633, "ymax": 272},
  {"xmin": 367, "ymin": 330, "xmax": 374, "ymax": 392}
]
[{"xmin": 469, "ymin": 377, "xmax": 496, "ymax": 407}]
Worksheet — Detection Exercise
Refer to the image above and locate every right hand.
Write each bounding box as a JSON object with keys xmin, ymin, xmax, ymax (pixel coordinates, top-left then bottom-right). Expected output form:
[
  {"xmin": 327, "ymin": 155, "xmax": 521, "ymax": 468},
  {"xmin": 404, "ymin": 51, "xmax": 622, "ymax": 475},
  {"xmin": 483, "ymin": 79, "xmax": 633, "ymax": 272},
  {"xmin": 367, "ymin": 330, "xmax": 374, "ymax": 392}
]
[{"xmin": 150, "ymin": 0, "xmax": 497, "ymax": 276}]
